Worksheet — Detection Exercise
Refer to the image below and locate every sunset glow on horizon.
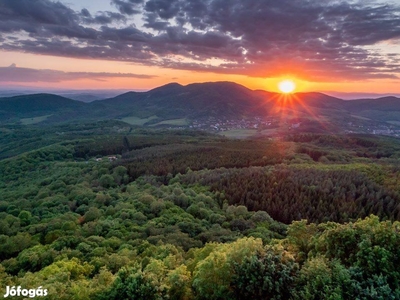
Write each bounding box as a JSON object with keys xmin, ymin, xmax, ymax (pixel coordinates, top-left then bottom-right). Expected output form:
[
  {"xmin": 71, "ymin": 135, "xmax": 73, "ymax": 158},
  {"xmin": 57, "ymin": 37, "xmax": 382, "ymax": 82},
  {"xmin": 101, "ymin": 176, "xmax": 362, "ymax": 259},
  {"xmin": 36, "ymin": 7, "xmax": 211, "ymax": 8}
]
[
  {"xmin": 278, "ymin": 80, "xmax": 296, "ymax": 94},
  {"xmin": 0, "ymin": 0, "xmax": 400, "ymax": 96}
]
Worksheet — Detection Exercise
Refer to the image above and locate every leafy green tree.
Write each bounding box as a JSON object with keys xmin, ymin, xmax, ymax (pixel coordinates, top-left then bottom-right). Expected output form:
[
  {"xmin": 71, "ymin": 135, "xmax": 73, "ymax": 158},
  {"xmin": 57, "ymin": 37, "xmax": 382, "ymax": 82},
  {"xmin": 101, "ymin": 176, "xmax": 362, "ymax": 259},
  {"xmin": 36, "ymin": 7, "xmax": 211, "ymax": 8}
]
[
  {"xmin": 113, "ymin": 166, "xmax": 129, "ymax": 185},
  {"xmin": 17, "ymin": 244, "xmax": 57, "ymax": 272},
  {"xmin": 0, "ymin": 232, "xmax": 34, "ymax": 259},
  {"xmin": 348, "ymin": 269, "xmax": 400, "ymax": 300},
  {"xmin": 192, "ymin": 237, "xmax": 263, "ymax": 299},
  {"xmin": 293, "ymin": 257, "xmax": 351, "ymax": 300},
  {"xmin": 84, "ymin": 207, "xmax": 102, "ymax": 223},
  {"xmin": 97, "ymin": 266, "xmax": 158, "ymax": 300},
  {"xmin": 99, "ymin": 175, "xmax": 116, "ymax": 188},
  {"xmin": 167, "ymin": 265, "xmax": 193, "ymax": 300},
  {"xmin": 193, "ymin": 250, "xmax": 231, "ymax": 299},
  {"xmin": 286, "ymin": 220, "xmax": 319, "ymax": 262},
  {"xmin": 18, "ymin": 210, "xmax": 32, "ymax": 226},
  {"xmin": 232, "ymin": 246, "xmax": 299, "ymax": 300}
]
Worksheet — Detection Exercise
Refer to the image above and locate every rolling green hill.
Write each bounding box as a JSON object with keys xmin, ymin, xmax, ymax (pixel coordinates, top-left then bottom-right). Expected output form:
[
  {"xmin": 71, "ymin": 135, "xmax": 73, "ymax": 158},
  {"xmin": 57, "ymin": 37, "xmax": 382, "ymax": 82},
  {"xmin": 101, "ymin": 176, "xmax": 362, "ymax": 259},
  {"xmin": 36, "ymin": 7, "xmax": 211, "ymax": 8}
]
[
  {"xmin": 90, "ymin": 81, "xmax": 279, "ymax": 120},
  {"xmin": 1, "ymin": 82, "xmax": 400, "ymax": 128},
  {"xmin": 342, "ymin": 96, "xmax": 400, "ymax": 122},
  {"xmin": 0, "ymin": 93, "xmax": 87, "ymax": 123},
  {"xmin": 0, "ymin": 93, "xmax": 83, "ymax": 112}
]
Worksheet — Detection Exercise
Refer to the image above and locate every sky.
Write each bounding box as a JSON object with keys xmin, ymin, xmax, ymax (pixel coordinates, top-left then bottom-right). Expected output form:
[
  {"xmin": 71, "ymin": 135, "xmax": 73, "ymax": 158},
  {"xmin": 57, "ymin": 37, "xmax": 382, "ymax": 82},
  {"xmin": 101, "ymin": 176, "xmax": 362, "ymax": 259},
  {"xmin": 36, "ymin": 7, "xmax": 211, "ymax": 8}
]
[{"xmin": 1, "ymin": 0, "xmax": 400, "ymax": 95}]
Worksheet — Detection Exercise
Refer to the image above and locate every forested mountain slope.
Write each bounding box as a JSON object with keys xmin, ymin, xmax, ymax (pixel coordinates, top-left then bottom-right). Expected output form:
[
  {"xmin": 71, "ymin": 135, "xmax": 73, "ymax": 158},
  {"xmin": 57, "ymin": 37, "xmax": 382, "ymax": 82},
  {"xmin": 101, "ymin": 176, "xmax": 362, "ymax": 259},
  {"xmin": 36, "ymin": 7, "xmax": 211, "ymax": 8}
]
[{"xmin": 1, "ymin": 124, "xmax": 400, "ymax": 298}]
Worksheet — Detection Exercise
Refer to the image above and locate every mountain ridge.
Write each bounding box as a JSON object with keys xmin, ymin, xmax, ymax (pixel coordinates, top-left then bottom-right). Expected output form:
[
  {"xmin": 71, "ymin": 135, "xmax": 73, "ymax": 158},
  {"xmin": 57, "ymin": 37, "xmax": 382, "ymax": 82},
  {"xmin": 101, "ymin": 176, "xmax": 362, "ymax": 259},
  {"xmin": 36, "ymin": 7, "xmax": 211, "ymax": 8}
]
[{"xmin": 1, "ymin": 81, "xmax": 400, "ymax": 127}]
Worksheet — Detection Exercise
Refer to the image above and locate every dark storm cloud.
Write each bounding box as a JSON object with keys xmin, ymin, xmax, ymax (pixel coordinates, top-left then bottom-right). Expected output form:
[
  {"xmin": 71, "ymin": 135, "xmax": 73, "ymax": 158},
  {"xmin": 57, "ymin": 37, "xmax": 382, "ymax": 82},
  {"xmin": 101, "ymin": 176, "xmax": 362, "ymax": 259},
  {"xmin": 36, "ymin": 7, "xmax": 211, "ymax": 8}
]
[
  {"xmin": 81, "ymin": 8, "xmax": 91, "ymax": 18},
  {"xmin": 111, "ymin": 0, "xmax": 144, "ymax": 15},
  {"xmin": 0, "ymin": 65, "xmax": 156, "ymax": 82},
  {"xmin": 0, "ymin": 0, "xmax": 97, "ymax": 39},
  {"xmin": 1, "ymin": 0, "xmax": 400, "ymax": 80},
  {"xmin": 144, "ymin": 0, "xmax": 181, "ymax": 20},
  {"xmin": 0, "ymin": 0, "xmax": 78, "ymax": 32},
  {"xmin": 82, "ymin": 11, "xmax": 127, "ymax": 25},
  {"xmin": 143, "ymin": 13, "xmax": 170, "ymax": 30},
  {"xmin": 80, "ymin": 8, "xmax": 127, "ymax": 25}
]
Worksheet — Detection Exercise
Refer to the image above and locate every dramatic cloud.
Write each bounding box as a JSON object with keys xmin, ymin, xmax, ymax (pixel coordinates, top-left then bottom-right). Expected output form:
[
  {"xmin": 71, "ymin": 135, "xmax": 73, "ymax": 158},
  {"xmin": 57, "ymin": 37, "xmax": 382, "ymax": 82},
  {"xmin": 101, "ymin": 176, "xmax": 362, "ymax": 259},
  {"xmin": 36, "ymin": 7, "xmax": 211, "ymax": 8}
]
[
  {"xmin": 82, "ymin": 11, "xmax": 127, "ymax": 25},
  {"xmin": 1, "ymin": 0, "xmax": 400, "ymax": 81},
  {"xmin": 0, "ymin": 64, "xmax": 156, "ymax": 82},
  {"xmin": 111, "ymin": 0, "xmax": 144, "ymax": 15}
]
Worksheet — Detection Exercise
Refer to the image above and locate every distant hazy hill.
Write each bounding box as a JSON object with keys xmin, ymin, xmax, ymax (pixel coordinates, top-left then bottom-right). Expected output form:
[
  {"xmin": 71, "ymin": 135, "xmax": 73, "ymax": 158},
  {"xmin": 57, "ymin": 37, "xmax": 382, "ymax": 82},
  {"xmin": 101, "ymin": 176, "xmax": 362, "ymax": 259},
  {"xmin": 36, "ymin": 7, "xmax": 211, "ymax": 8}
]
[
  {"xmin": 1, "ymin": 81, "xmax": 400, "ymax": 126},
  {"xmin": 90, "ymin": 82, "xmax": 279, "ymax": 120},
  {"xmin": 340, "ymin": 96, "xmax": 400, "ymax": 122},
  {"xmin": 0, "ymin": 93, "xmax": 87, "ymax": 123},
  {"xmin": 343, "ymin": 96, "xmax": 400, "ymax": 111},
  {"xmin": 0, "ymin": 94, "xmax": 84, "ymax": 112}
]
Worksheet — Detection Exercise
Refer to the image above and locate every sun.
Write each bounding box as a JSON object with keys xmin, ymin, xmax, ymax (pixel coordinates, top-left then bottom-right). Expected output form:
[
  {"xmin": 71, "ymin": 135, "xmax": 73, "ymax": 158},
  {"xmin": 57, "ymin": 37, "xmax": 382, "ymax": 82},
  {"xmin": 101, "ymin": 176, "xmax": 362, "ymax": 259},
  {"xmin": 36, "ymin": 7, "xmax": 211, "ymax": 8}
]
[{"xmin": 278, "ymin": 80, "xmax": 296, "ymax": 94}]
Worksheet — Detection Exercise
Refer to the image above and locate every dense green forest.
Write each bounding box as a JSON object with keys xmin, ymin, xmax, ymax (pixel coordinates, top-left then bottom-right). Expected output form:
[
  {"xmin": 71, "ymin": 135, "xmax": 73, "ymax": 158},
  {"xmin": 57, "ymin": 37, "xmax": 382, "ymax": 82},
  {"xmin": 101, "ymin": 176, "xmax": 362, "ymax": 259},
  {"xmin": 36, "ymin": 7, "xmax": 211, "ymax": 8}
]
[{"xmin": 1, "ymin": 121, "xmax": 400, "ymax": 299}]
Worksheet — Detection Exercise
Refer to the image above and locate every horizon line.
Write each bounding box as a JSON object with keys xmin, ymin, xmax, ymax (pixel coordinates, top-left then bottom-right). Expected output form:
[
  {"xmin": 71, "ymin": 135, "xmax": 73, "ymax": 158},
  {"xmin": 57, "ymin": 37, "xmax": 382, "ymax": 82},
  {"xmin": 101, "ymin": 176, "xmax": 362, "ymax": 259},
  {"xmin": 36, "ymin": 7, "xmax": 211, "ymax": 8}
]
[{"xmin": 1, "ymin": 81, "xmax": 400, "ymax": 100}]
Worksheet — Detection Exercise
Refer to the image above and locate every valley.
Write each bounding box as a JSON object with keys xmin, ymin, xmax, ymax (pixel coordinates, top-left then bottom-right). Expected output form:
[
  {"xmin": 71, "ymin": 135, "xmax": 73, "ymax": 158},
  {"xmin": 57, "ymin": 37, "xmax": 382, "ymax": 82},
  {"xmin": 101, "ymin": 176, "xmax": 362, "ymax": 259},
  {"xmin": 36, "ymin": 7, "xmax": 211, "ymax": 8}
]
[{"xmin": 1, "ymin": 115, "xmax": 400, "ymax": 298}]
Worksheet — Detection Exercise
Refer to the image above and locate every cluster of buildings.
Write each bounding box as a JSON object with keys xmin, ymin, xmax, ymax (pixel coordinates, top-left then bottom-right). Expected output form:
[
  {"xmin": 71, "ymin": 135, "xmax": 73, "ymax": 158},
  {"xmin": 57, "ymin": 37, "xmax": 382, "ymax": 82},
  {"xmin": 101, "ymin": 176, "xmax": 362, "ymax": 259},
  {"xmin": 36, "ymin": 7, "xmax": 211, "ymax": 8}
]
[
  {"xmin": 346, "ymin": 123, "xmax": 400, "ymax": 137},
  {"xmin": 95, "ymin": 156, "xmax": 118, "ymax": 162},
  {"xmin": 189, "ymin": 117, "xmax": 275, "ymax": 131},
  {"xmin": 371, "ymin": 128, "xmax": 400, "ymax": 137}
]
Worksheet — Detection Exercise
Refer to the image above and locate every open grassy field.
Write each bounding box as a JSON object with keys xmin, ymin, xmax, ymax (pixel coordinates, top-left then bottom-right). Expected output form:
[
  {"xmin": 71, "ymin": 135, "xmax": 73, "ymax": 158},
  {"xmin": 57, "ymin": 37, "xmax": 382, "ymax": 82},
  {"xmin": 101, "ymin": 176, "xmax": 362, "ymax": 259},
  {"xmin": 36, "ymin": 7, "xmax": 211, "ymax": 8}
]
[
  {"xmin": 387, "ymin": 121, "xmax": 400, "ymax": 125},
  {"xmin": 0, "ymin": 127, "xmax": 12, "ymax": 133},
  {"xmin": 218, "ymin": 129, "xmax": 258, "ymax": 138},
  {"xmin": 151, "ymin": 118, "xmax": 189, "ymax": 126},
  {"xmin": 350, "ymin": 114, "xmax": 372, "ymax": 121},
  {"xmin": 20, "ymin": 115, "xmax": 52, "ymax": 125},
  {"xmin": 259, "ymin": 128, "xmax": 279, "ymax": 135},
  {"xmin": 120, "ymin": 115, "xmax": 157, "ymax": 126}
]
